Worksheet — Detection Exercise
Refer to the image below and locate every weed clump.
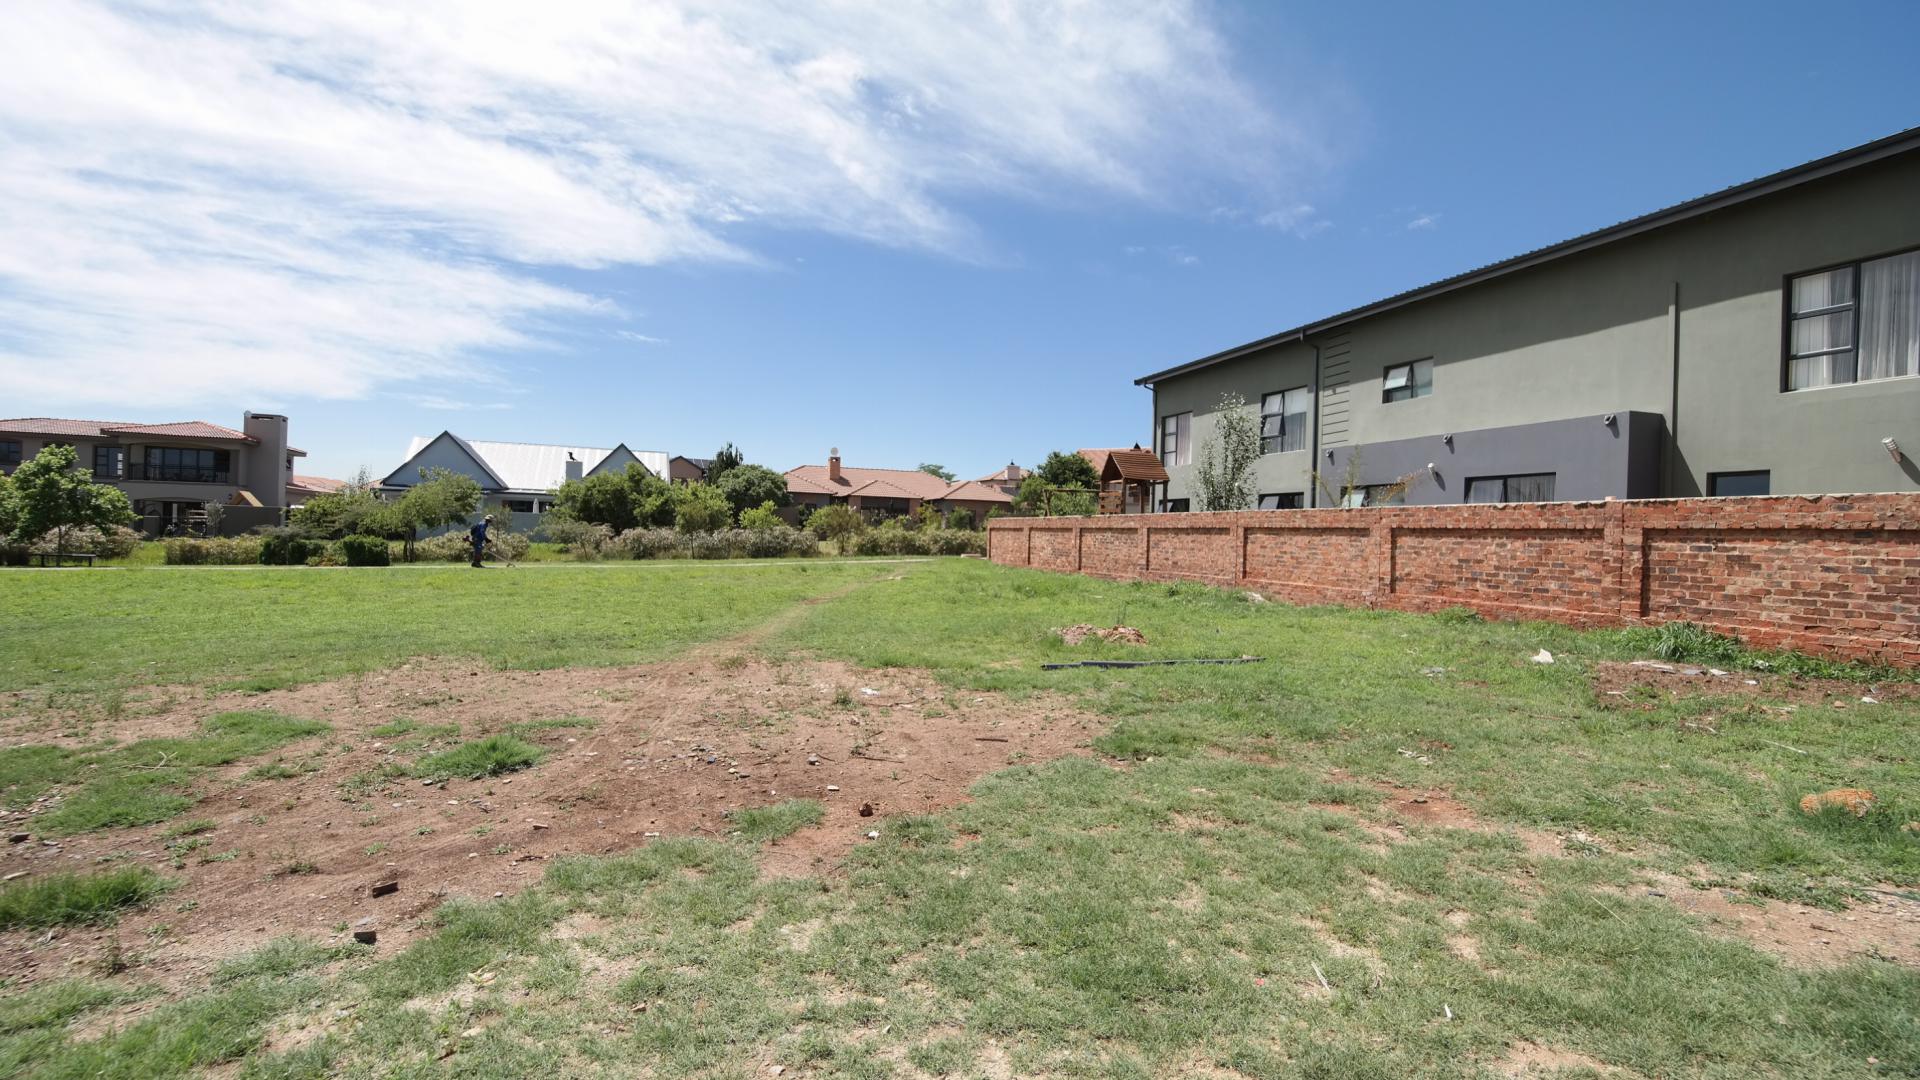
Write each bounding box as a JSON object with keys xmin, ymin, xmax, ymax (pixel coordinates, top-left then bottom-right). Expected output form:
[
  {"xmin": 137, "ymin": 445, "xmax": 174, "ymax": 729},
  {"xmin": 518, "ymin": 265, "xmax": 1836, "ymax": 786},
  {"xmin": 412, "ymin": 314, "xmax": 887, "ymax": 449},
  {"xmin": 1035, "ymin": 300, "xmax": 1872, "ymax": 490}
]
[
  {"xmin": 1617, "ymin": 621, "xmax": 1907, "ymax": 682},
  {"xmin": 412, "ymin": 735, "xmax": 547, "ymax": 782},
  {"xmin": 0, "ymin": 868, "xmax": 171, "ymax": 929}
]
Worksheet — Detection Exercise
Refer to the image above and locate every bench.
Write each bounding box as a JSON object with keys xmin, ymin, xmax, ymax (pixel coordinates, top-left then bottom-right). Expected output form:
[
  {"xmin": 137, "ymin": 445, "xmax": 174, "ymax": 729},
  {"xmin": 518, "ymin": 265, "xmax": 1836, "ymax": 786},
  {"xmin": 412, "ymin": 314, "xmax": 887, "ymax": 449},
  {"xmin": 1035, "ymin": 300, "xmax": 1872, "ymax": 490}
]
[{"xmin": 29, "ymin": 552, "xmax": 97, "ymax": 567}]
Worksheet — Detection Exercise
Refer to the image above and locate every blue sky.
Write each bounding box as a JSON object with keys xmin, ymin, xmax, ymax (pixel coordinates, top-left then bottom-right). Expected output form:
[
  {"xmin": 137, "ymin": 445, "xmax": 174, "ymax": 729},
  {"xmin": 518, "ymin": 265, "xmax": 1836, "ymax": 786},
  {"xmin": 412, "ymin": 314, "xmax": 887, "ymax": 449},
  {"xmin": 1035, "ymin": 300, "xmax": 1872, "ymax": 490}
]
[{"xmin": 3, "ymin": 1, "xmax": 1918, "ymax": 482}]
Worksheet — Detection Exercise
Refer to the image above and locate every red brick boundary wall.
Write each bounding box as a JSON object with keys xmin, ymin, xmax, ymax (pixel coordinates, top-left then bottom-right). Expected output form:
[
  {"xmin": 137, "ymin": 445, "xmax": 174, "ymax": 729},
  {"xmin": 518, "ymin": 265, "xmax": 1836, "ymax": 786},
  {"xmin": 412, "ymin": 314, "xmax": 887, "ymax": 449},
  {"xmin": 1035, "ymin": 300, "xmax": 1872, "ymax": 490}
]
[{"xmin": 986, "ymin": 494, "xmax": 1920, "ymax": 665}]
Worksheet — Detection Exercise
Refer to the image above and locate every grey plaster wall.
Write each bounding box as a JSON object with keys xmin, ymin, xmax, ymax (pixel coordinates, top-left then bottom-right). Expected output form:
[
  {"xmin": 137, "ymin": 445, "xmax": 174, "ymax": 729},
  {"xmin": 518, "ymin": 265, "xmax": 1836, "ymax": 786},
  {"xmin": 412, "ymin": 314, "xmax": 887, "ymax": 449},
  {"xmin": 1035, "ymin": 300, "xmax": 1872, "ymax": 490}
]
[
  {"xmin": 1150, "ymin": 339, "xmax": 1318, "ymax": 507},
  {"xmin": 1321, "ymin": 411, "xmax": 1663, "ymax": 505}
]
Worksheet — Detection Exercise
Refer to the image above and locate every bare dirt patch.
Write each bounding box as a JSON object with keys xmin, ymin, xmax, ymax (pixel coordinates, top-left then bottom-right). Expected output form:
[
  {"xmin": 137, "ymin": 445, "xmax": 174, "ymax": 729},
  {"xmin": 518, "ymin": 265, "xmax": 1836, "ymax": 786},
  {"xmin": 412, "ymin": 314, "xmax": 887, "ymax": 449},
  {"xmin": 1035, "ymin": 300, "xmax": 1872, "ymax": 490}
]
[
  {"xmin": 1492, "ymin": 1040, "xmax": 1623, "ymax": 1077},
  {"xmin": 0, "ymin": 654, "xmax": 1099, "ymax": 994},
  {"xmin": 1055, "ymin": 624, "xmax": 1147, "ymax": 646},
  {"xmin": 1635, "ymin": 872, "xmax": 1920, "ymax": 970},
  {"xmin": 1590, "ymin": 661, "xmax": 1916, "ymax": 711}
]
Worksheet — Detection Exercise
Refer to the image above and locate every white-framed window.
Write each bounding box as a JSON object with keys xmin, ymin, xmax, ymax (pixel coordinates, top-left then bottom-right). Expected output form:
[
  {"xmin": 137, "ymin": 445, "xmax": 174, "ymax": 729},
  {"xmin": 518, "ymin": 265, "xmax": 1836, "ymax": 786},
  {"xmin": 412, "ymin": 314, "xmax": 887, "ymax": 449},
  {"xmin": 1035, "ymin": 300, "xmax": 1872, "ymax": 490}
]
[
  {"xmin": 1465, "ymin": 473, "xmax": 1556, "ymax": 503},
  {"xmin": 1786, "ymin": 248, "xmax": 1919, "ymax": 389},
  {"xmin": 1159, "ymin": 412, "xmax": 1191, "ymax": 467},
  {"xmin": 1257, "ymin": 492, "xmax": 1304, "ymax": 510},
  {"xmin": 1259, "ymin": 387, "xmax": 1310, "ymax": 454},
  {"xmin": 1383, "ymin": 358, "xmax": 1433, "ymax": 403}
]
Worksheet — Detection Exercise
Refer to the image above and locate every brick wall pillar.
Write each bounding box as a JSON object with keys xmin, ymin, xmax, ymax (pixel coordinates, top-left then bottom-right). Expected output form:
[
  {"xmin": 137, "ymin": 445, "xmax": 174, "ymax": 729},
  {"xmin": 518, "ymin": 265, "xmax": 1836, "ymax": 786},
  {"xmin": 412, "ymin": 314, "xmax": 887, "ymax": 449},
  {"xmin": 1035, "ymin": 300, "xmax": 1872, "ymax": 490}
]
[
  {"xmin": 1229, "ymin": 519, "xmax": 1247, "ymax": 585},
  {"xmin": 1071, "ymin": 524, "xmax": 1084, "ymax": 572}
]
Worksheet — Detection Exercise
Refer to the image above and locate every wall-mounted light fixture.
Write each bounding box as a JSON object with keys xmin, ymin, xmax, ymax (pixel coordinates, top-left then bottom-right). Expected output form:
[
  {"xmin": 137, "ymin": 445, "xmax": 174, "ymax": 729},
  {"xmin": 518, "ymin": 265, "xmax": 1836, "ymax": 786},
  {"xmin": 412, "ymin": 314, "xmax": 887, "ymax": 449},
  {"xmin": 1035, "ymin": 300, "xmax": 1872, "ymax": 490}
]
[
  {"xmin": 1603, "ymin": 413, "xmax": 1617, "ymax": 428},
  {"xmin": 1886, "ymin": 437, "xmax": 1904, "ymax": 464},
  {"xmin": 1440, "ymin": 433, "xmax": 1453, "ymax": 447},
  {"xmin": 1425, "ymin": 462, "xmax": 1438, "ymax": 475}
]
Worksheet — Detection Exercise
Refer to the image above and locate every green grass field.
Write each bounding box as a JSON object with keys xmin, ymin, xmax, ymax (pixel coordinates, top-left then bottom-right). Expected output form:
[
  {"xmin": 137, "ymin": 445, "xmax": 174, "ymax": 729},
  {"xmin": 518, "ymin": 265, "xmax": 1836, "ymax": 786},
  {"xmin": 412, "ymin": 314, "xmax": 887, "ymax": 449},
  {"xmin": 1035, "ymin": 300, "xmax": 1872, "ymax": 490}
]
[{"xmin": 1, "ymin": 558, "xmax": 1915, "ymax": 1078}]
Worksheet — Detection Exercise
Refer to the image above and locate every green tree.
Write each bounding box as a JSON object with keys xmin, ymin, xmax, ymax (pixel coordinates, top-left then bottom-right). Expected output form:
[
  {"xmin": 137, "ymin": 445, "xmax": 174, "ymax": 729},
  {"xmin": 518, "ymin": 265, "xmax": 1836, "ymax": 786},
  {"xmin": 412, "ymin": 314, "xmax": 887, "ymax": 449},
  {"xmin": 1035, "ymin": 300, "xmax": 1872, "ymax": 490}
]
[
  {"xmin": 550, "ymin": 471, "xmax": 639, "ymax": 532},
  {"xmin": 391, "ymin": 468, "xmax": 482, "ymax": 561},
  {"xmin": 804, "ymin": 504, "xmax": 865, "ymax": 544},
  {"xmin": 672, "ymin": 483, "xmax": 732, "ymax": 533},
  {"xmin": 1193, "ymin": 392, "xmax": 1260, "ymax": 511},
  {"xmin": 629, "ymin": 464, "xmax": 677, "ymax": 527},
  {"xmin": 714, "ymin": 464, "xmax": 789, "ymax": 519},
  {"xmin": 1013, "ymin": 451, "xmax": 1099, "ymax": 516},
  {"xmin": 918, "ymin": 463, "xmax": 955, "ymax": 482},
  {"xmin": 1, "ymin": 445, "xmax": 136, "ymax": 561},
  {"xmin": 708, "ymin": 443, "xmax": 744, "ymax": 484},
  {"xmin": 290, "ymin": 487, "xmax": 388, "ymax": 539},
  {"xmin": 0, "ymin": 469, "xmax": 17, "ymax": 539}
]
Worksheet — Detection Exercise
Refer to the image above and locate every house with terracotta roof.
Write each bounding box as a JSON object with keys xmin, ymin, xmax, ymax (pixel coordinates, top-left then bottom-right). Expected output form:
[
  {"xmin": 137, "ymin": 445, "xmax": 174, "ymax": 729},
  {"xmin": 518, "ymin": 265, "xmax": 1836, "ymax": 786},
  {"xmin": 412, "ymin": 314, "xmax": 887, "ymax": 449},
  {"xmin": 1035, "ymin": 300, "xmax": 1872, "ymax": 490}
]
[
  {"xmin": 286, "ymin": 474, "xmax": 348, "ymax": 505},
  {"xmin": 380, "ymin": 432, "xmax": 669, "ymax": 529},
  {"xmin": 974, "ymin": 462, "xmax": 1028, "ymax": 498},
  {"xmin": 0, "ymin": 411, "xmax": 300, "ymax": 534},
  {"xmin": 785, "ymin": 450, "xmax": 1012, "ymax": 526}
]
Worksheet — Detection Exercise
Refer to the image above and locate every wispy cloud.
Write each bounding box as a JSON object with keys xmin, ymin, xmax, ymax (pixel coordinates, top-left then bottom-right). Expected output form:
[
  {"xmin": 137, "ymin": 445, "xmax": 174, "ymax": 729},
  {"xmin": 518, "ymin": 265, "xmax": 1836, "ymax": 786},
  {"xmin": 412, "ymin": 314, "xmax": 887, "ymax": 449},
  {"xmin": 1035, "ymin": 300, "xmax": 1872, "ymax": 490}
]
[
  {"xmin": 0, "ymin": 2, "xmax": 1331, "ymax": 408},
  {"xmin": 1248, "ymin": 203, "xmax": 1333, "ymax": 238},
  {"xmin": 1406, "ymin": 213, "xmax": 1440, "ymax": 231},
  {"xmin": 399, "ymin": 394, "xmax": 515, "ymax": 412},
  {"xmin": 616, "ymin": 331, "xmax": 669, "ymax": 345},
  {"xmin": 1122, "ymin": 244, "xmax": 1202, "ymax": 267}
]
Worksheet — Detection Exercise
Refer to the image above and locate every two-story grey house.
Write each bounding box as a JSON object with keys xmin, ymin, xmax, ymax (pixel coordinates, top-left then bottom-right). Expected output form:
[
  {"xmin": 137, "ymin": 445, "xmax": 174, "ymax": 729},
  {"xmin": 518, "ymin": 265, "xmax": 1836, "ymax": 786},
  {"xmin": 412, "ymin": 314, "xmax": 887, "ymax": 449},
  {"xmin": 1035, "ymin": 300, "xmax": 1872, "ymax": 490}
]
[
  {"xmin": 1137, "ymin": 128, "xmax": 1920, "ymax": 509},
  {"xmin": 0, "ymin": 412, "xmax": 299, "ymax": 534}
]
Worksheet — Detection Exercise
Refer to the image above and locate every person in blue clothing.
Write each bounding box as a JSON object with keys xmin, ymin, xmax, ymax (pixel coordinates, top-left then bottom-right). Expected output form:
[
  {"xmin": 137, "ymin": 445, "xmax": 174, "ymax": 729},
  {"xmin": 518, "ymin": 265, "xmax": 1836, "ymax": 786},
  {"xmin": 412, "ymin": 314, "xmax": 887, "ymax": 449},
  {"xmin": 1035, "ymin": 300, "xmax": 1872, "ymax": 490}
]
[{"xmin": 468, "ymin": 514, "xmax": 493, "ymax": 567}]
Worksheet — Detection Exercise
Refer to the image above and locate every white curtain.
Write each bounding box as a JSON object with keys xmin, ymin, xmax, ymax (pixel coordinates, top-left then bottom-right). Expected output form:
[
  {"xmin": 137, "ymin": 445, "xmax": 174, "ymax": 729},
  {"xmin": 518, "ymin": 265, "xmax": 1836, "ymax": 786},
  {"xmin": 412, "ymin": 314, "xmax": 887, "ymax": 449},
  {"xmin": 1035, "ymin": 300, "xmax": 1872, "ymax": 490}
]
[{"xmin": 1860, "ymin": 250, "xmax": 1920, "ymax": 382}]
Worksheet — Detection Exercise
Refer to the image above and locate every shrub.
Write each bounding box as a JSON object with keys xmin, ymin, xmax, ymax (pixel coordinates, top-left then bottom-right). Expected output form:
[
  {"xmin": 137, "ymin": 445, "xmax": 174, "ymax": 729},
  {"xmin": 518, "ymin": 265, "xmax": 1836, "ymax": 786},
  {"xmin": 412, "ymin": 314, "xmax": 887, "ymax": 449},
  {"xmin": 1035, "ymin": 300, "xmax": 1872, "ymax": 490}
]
[
  {"xmin": 339, "ymin": 534, "xmax": 391, "ymax": 567},
  {"xmin": 614, "ymin": 527, "xmax": 682, "ymax": 560},
  {"xmin": 258, "ymin": 528, "xmax": 325, "ymax": 566},
  {"xmin": 738, "ymin": 501, "xmax": 785, "ymax": 530},
  {"xmin": 740, "ymin": 525, "xmax": 816, "ymax": 559},
  {"xmin": 805, "ymin": 504, "xmax": 865, "ymax": 543},
  {"xmin": 415, "ymin": 531, "xmax": 531, "ymax": 562},
  {"xmin": 686, "ymin": 530, "xmax": 738, "ymax": 559},
  {"xmin": 922, "ymin": 527, "xmax": 985, "ymax": 556},
  {"xmin": 28, "ymin": 525, "xmax": 142, "ymax": 559},
  {"xmin": 163, "ymin": 537, "xmax": 263, "ymax": 565},
  {"xmin": 853, "ymin": 520, "xmax": 931, "ymax": 556},
  {"xmin": 0, "ymin": 868, "xmax": 171, "ymax": 930}
]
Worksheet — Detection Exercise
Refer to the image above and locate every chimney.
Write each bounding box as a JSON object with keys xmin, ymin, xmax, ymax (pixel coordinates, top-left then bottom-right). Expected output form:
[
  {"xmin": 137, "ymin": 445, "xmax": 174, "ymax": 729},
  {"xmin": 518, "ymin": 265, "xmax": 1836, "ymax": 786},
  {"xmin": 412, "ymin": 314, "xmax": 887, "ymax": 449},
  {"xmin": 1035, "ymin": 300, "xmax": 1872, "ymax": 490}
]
[
  {"xmin": 564, "ymin": 451, "xmax": 583, "ymax": 483},
  {"xmin": 242, "ymin": 411, "xmax": 290, "ymax": 509},
  {"xmin": 828, "ymin": 447, "xmax": 842, "ymax": 483}
]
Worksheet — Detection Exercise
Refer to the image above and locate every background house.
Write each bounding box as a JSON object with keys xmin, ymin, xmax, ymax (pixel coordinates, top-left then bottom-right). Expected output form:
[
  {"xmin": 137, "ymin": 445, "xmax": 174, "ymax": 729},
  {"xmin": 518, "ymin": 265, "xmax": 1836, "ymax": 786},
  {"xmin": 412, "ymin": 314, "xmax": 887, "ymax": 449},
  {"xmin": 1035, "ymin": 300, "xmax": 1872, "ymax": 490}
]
[
  {"xmin": 668, "ymin": 455, "xmax": 714, "ymax": 484},
  {"xmin": 974, "ymin": 462, "xmax": 1028, "ymax": 499},
  {"xmin": 1138, "ymin": 129, "xmax": 1920, "ymax": 509},
  {"xmin": 286, "ymin": 474, "xmax": 346, "ymax": 507},
  {"xmin": 0, "ymin": 412, "xmax": 298, "ymax": 535},
  {"xmin": 381, "ymin": 433, "xmax": 669, "ymax": 532},
  {"xmin": 786, "ymin": 450, "xmax": 1011, "ymax": 525}
]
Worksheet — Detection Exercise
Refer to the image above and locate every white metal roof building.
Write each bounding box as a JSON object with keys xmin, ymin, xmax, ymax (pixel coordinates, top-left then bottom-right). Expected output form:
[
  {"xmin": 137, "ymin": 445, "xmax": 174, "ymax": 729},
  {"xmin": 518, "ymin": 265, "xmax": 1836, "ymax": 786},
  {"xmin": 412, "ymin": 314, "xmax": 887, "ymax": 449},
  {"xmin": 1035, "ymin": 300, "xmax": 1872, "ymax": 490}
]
[{"xmin": 381, "ymin": 432, "xmax": 670, "ymax": 511}]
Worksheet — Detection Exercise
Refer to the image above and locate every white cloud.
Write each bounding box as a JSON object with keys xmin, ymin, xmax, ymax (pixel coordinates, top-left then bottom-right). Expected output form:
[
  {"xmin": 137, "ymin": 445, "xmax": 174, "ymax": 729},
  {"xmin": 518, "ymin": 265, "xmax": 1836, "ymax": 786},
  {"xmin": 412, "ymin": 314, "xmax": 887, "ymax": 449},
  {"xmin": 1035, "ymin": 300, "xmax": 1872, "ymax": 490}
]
[
  {"xmin": 1252, "ymin": 203, "xmax": 1332, "ymax": 237},
  {"xmin": 1406, "ymin": 213, "xmax": 1440, "ymax": 231},
  {"xmin": 0, "ymin": 1, "xmax": 1331, "ymax": 409},
  {"xmin": 616, "ymin": 331, "xmax": 669, "ymax": 345}
]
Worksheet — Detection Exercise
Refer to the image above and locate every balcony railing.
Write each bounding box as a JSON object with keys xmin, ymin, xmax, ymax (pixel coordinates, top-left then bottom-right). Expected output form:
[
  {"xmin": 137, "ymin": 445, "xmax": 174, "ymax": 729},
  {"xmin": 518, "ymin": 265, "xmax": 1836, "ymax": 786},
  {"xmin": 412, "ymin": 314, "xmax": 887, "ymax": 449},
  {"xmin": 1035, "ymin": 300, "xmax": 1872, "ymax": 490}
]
[{"xmin": 129, "ymin": 464, "xmax": 232, "ymax": 484}]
